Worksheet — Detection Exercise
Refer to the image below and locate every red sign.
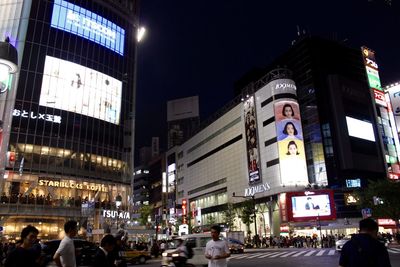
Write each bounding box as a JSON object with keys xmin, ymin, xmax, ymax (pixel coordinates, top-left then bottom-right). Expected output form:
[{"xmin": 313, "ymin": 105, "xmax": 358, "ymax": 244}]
[
  {"xmin": 377, "ymin": 219, "xmax": 397, "ymax": 228},
  {"xmin": 285, "ymin": 190, "xmax": 336, "ymax": 222},
  {"xmin": 280, "ymin": 225, "xmax": 289, "ymax": 232},
  {"xmin": 373, "ymin": 89, "xmax": 387, "ymax": 107},
  {"xmin": 182, "ymin": 199, "xmax": 187, "ymax": 224}
]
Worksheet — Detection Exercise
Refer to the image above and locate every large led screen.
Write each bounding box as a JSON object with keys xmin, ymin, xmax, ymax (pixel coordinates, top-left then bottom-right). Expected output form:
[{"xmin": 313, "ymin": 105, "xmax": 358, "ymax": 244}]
[
  {"xmin": 346, "ymin": 116, "xmax": 375, "ymax": 142},
  {"xmin": 40, "ymin": 56, "xmax": 122, "ymax": 125},
  {"xmin": 274, "ymin": 100, "xmax": 308, "ymax": 186},
  {"xmin": 51, "ymin": 0, "xmax": 125, "ymax": 55},
  {"xmin": 291, "ymin": 194, "xmax": 332, "ymax": 218}
]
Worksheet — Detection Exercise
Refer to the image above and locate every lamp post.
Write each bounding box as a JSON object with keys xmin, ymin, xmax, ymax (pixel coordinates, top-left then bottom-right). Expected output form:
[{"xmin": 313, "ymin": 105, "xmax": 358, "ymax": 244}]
[
  {"xmin": 0, "ymin": 38, "xmax": 18, "ymax": 195},
  {"xmin": 233, "ymin": 192, "xmax": 258, "ymax": 244},
  {"xmin": 317, "ymin": 213, "xmax": 323, "ymax": 247},
  {"xmin": 116, "ymin": 194, "xmax": 122, "ymax": 230}
]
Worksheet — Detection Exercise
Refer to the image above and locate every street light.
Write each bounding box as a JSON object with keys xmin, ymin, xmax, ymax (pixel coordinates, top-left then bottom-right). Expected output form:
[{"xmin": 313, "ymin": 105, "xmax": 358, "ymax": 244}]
[
  {"xmin": 116, "ymin": 194, "xmax": 122, "ymax": 230},
  {"xmin": 317, "ymin": 213, "xmax": 323, "ymax": 247},
  {"xmin": 136, "ymin": 26, "xmax": 146, "ymax": 42},
  {"xmin": 232, "ymin": 192, "xmax": 258, "ymax": 244}
]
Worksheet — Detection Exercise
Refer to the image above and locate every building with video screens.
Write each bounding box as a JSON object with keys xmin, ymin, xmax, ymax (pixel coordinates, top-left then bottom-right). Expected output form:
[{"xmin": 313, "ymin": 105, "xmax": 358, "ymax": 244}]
[
  {"xmin": 0, "ymin": 0, "xmax": 139, "ymax": 240},
  {"xmin": 166, "ymin": 37, "xmax": 387, "ymax": 237}
]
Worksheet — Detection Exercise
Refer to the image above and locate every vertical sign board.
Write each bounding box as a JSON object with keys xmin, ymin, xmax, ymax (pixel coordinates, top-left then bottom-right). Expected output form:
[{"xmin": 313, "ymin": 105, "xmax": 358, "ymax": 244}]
[
  {"xmin": 182, "ymin": 199, "xmax": 187, "ymax": 224},
  {"xmin": 361, "ymin": 46, "xmax": 400, "ymax": 180},
  {"xmin": 271, "ymin": 79, "xmax": 308, "ymax": 186},
  {"xmin": 243, "ymin": 96, "xmax": 261, "ymax": 184}
]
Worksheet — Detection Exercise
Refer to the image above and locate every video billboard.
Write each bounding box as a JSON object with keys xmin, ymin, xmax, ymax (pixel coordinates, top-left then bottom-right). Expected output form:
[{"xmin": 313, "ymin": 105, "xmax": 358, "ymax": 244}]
[
  {"xmin": 345, "ymin": 116, "xmax": 375, "ymax": 142},
  {"xmin": 51, "ymin": 0, "xmax": 125, "ymax": 55},
  {"xmin": 244, "ymin": 96, "xmax": 261, "ymax": 184},
  {"xmin": 274, "ymin": 100, "xmax": 308, "ymax": 186},
  {"xmin": 286, "ymin": 190, "xmax": 336, "ymax": 222},
  {"xmin": 387, "ymin": 84, "xmax": 400, "ymax": 134},
  {"xmin": 40, "ymin": 56, "xmax": 122, "ymax": 124}
]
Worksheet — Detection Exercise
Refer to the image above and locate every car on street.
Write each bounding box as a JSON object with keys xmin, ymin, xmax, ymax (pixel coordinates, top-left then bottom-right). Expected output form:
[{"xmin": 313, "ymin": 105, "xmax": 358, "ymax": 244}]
[
  {"xmin": 42, "ymin": 239, "xmax": 97, "ymax": 266},
  {"xmin": 161, "ymin": 233, "xmax": 213, "ymax": 267},
  {"xmin": 336, "ymin": 234, "xmax": 390, "ymax": 252},
  {"xmin": 228, "ymin": 238, "xmax": 244, "ymax": 254},
  {"xmin": 335, "ymin": 236, "xmax": 351, "ymax": 252},
  {"xmin": 119, "ymin": 249, "xmax": 152, "ymax": 264}
]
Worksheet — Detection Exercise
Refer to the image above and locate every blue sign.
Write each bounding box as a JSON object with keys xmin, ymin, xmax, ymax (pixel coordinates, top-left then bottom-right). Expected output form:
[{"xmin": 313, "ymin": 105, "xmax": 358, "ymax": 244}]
[
  {"xmin": 361, "ymin": 208, "xmax": 372, "ymax": 219},
  {"xmin": 345, "ymin": 178, "xmax": 361, "ymax": 188},
  {"xmin": 51, "ymin": 0, "xmax": 125, "ymax": 55}
]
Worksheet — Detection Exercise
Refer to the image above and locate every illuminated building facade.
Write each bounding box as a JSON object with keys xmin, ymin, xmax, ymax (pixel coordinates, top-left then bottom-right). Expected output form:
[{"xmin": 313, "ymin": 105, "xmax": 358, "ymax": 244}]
[
  {"xmin": 0, "ymin": 0, "xmax": 139, "ymax": 240},
  {"xmin": 168, "ymin": 37, "xmax": 386, "ymax": 237}
]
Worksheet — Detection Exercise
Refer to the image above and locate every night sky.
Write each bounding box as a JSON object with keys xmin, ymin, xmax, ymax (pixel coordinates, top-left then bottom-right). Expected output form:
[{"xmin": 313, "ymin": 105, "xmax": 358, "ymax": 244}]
[{"xmin": 135, "ymin": 0, "xmax": 399, "ymax": 157}]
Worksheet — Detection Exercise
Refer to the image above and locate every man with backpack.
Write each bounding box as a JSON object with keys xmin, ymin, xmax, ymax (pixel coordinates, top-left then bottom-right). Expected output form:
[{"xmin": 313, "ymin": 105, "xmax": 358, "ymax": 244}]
[{"xmin": 339, "ymin": 218, "xmax": 391, "ymax": 267}]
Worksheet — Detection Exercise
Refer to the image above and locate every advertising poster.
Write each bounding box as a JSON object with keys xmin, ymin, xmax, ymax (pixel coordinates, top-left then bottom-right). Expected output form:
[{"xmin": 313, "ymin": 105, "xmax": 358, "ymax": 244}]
[
  {"xmin": 387, "ymin": 85, "xmax": 400, "ymax": 134},
  {"xmin": 274, "ymin": 100, "xmax": 308, "ymax": 185},
  {"xmin": 40, "ymin": 56, "xmax": 122, "ymax": 125},
  {"xmin": 291, "ymin": 194, "xmax": 331, "ymax": 218},
  {"xmin": 244, "ymin": 96, "xmax": 261, "ymax": 184}
]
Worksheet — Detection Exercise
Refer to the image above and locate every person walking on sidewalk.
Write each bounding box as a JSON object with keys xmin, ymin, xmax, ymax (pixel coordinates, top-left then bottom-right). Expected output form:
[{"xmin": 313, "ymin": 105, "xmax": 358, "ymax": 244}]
[{"xmin": 54, "ymin": 220, "xmax": 78, "ymax": 267}]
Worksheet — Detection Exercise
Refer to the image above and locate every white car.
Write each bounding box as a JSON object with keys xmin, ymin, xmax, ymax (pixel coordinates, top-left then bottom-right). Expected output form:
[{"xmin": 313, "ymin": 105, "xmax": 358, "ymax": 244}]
[
  {"xmin": 161, "ymin": 233, "xmax": 213, "ymax": 267},
  {"xmin": 335, "ymin": 237, "xmax": 351, "ymax": 251}
]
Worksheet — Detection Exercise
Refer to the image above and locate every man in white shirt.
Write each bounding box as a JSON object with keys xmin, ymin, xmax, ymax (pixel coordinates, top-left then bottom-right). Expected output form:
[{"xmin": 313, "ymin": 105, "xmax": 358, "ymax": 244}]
[
  {"xmin": 205, "ymin": 225, "xmax": 230, "ymax": 267},
  {"xmin": 54, "ymin": 220, "xmax": 78, "ymax": 267}
]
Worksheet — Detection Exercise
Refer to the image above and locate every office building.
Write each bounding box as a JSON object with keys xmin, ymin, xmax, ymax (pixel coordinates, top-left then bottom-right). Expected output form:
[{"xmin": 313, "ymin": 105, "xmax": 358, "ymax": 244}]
[{"xmin": 0, "ymin": 0, "xmax": 139, "ymax": 240}]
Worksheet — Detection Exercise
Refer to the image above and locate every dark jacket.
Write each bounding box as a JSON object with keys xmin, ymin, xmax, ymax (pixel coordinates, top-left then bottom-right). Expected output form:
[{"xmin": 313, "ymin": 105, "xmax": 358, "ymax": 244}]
[
  {"xmin": 92, "ymin": 248, "xmax": 115, "ymax": 267},
  {"xmin": 339, "ymin": 233, "xmax": 391, "ymax": 267},
  {"xmin": 4, "ymin": 247, "xmax": 39, "ymax": 267}
]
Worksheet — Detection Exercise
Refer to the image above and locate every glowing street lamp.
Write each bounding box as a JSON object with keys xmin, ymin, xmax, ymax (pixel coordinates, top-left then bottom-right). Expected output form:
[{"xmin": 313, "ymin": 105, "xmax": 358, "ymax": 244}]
[{"xmin": 136, "ymin": 26, "xmax": 146, "ymax": 42}]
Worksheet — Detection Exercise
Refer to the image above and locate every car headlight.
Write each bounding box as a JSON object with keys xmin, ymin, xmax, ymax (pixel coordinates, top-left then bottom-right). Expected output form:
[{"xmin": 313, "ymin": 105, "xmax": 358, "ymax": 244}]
[
  {"xmin": 162, "ymin": 252, "xmax": 168, "ymax": 257},
  {"xmin": 172, "ymin": 253, "xmax": 179, "ymax": 257}
]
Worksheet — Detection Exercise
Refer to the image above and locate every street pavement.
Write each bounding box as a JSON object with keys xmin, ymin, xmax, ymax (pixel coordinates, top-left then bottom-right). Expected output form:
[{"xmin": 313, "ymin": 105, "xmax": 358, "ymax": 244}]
[
  {"xmin": 143, "ymin": 247, "xmax": 400, "ymax": 267},
  {"xmin": 46, "ymin": 246, "xmax": 400, "ymax": 266}
]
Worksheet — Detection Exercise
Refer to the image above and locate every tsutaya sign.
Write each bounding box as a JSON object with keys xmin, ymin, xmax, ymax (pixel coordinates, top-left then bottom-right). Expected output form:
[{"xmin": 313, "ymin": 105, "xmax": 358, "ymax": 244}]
[
  {"xmin": 102, "ymin": 210, "xmax": 130, "ymax": 219},
  {"xmin": 244, "ymin": 182, "xmax": 271, "ymax": 197}
]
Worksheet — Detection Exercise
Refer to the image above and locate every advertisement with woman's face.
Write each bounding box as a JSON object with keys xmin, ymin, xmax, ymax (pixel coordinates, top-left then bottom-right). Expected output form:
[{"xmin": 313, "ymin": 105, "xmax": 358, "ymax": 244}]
[
  {"xmin": 277, "ymin": 140, "xmax": 308, "ymax": 185},
  {"xmin": 274, "ymin": 100, "xmax": 308, "ymax": 186}
]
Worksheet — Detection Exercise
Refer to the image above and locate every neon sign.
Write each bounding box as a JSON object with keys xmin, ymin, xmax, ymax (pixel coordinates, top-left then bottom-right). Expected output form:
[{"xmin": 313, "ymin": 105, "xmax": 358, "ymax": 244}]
[{"xmin": 51, "ymin": 0, "xmax": 125, "ymax": 55}]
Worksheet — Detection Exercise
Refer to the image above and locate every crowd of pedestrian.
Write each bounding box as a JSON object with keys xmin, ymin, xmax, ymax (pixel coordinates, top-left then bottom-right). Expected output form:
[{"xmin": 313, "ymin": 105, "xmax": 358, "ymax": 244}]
[
  {"xmin": 246, "ymin": 234, "xmax": 341, "ymax": 248},
  {"xmin": 0, "ymin": 193, "xmax": 127, "ymax": 210}
]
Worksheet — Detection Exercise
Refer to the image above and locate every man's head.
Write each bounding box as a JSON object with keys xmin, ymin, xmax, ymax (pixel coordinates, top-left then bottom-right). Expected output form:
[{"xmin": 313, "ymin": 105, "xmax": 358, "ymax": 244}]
[
  {"xmin": 359, "ymin": 218, "xmax": 379, "ymax": 238},
  {"xmin": 100, "ymin": 234, "xmax": 116, "ymax": 252},
  {"xmin": 210, "ymin": 225, "xmax": 221, "ymax": 241},
  {"xmin": 64, "ymin": 220, "xmax": 78, "ymax": 237},
  {"xmin": 20, "ymin": 225, "xmax": 39, "ymax": 248}
]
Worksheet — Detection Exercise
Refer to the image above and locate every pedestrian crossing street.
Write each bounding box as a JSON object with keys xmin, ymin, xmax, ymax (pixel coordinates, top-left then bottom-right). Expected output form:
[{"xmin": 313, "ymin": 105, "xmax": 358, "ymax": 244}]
[{"xmin": 229, "ymin": 247, "xmax": 400, "ymax": 260}]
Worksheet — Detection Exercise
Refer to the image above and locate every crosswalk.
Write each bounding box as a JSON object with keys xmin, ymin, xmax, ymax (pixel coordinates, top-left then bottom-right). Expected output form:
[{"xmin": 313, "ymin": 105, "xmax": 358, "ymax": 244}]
[{"xmin": 229, "ymin": 247, "xmax": 400, "ymax": 260}]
